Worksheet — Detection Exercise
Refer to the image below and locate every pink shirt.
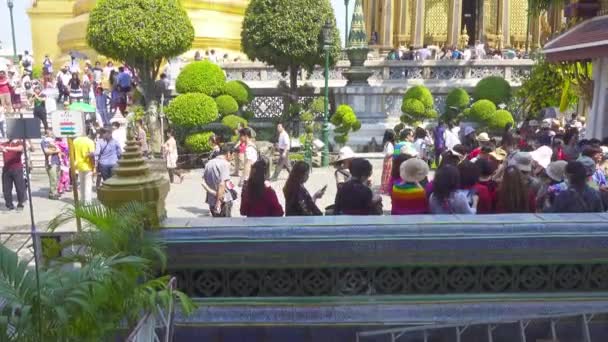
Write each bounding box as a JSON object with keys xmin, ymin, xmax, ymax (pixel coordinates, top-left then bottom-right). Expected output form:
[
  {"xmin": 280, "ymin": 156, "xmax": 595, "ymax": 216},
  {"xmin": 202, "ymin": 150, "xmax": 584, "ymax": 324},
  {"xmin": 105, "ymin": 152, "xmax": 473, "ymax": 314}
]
[{"xmin": 0, "ymin": 77, "xmax": 10, "ymax": 94}]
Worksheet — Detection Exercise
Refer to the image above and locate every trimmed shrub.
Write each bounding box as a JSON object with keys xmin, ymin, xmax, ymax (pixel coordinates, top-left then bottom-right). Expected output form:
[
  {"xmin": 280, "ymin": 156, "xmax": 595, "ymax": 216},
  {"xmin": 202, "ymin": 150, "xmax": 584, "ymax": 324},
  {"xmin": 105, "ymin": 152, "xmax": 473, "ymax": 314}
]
[
  {"xmin": 446, "ymin": 88, "xmax": 470, "ymax": 110},
  {"xmin": 473, "ymin": 76, "xmax": 512, "ymax": 105},
  {"xmin": 32, "ymin": 65, "xmax": 43, "ymax": 80},
  {"xmin": 401, "ymin": 85, "xmax": 435, "ymax": 123},
  {"xmin": 403, "ymin": 85, "xmax": 433, "ymax": 108},
  {"xmin": 215, "ymin": 95, "xmax": 239, "ymax": 116},
  {"xmin": 487, "ymin": 109, "xmax": 515, "ymax": 131},
  {"xmin": 466, "ymin": 100, "xmax": 497, "ymax": 123},
  {"xmin": 309, "ymin": 97, "xmax": 325, "ymax": 114},
  {"xmin": 176, "ymin": 61, "xmax": 226, "ymax": 96},
  {"xmin": 221, "ymin": 114, "xmax": 248, "ymax": 130},
  {"xmin": 223, "ymin": 80, "xmax": 253, "ymax": 106},
  {"xmin": 331, "ymin": 104, "xmax": 359, "ymax": 144},
  {"xmin": 401, "ymin": 98, "xmax": 426, "ymax": 117},
  {"xmin": 184, "ymin": 131, "xmax": 215, "ymax": 153},
  {"xmin": 331, "ymin": 104, "xmax": 354, "ymax": 126},
  {"xmin": 165, "ymin": 93, "xmax": 219, "ymax": 128}
]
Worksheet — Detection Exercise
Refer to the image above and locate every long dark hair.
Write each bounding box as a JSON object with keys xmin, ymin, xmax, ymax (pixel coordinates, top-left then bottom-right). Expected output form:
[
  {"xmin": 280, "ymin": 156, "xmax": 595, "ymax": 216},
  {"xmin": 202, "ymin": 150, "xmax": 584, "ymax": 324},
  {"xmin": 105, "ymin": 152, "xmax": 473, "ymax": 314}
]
[
  {"xmin": 248, "ymin": 160, "xmax": 268, "ymax": 200},
  {"xmin": 392, "ymin": 154, "xmax": 410, "ymax": 180},
  {"xmin": 433, "ymin": 165, "xmax": 460, "ymax": 202},
  {"xmin": 382, "ymin": 129, "xmax": 396, "ymax": 146},
  {"xmin": 284, "ymin": 161, "xmax": 310, "ymax": 202},
  {"xmin": 497, "ymin": 166, "xmax": 530, "ymax": 213}
]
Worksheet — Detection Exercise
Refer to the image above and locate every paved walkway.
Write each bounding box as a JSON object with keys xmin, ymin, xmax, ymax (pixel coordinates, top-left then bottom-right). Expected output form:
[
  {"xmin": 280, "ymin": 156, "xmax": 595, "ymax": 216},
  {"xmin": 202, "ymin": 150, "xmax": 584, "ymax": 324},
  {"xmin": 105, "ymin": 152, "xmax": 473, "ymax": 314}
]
[{"xmin": 0, "ymin": 159, "xmax": 389, "ymax": 232}]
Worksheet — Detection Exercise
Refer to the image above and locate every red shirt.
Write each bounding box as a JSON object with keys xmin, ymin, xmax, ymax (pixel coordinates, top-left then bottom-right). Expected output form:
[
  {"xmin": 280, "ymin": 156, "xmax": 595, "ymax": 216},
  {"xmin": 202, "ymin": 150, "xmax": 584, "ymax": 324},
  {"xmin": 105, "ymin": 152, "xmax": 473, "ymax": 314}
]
[
  {"xmin": 240, "ymin": 184, "xmax": 284, "ymax": 217},
  {"xmin": 2, "ymin": 142, "xmax": 23, "ymax": 171},
  {"xmin": 0, "ymin": 77, "xmax": 10, "ymax": 94},
  {"xmin": 472, "ymin": 183, "xmax": 493, "ymax": 214},
  {"xmin": 467, "ymin": 147, "xmax": 481, "ymax": 160}
]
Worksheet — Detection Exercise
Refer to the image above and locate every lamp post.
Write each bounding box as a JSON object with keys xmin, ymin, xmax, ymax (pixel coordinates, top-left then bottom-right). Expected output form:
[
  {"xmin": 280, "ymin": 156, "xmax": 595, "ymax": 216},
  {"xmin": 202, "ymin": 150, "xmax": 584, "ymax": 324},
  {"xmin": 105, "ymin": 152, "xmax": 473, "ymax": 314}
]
[
  {"xmin": 7, "ymin": 0, "xmax": 17, "ymax": 63},
  {"xmin": 321, "ymin": 20, "xmax": 332, "ymax": 167},
  {"xmin": 344, "ymin": 0, "xmax": 350, "ymax": 48}
]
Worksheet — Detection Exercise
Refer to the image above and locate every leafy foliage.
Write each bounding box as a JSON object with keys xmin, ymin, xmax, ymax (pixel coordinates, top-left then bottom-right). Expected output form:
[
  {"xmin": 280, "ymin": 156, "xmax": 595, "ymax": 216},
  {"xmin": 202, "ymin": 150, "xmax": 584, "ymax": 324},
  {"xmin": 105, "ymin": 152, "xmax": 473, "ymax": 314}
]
[
  {"xmin": 466, "ymin": 100, "xmax": 497, "ymax": 123},
  {"xmin": 223, "ymin": 80, "xmax": 253, "ymax": 106},
  {"xmin": 215, "ymin": 95, "xmax": 239, "ymax": 116},
  {"xmin": 331, "ymin": 104, "xmax": 360, "ymax": 144},
  {"xmin": 221, "ymin": 114, "xmax": 248, "ymax": 130},
  {"xmin": 87, "ymin": 0, "xmax": 194, "ymax": 103},
  {"xmin": 185, "ymin": 131, "xmax": 216, "ymax": 153},
  {"xmin": 446, "ymin": 88, "xmax": 470, "ymax": 111},
  {"xmin": 473, "ymin": 76, "xmax": 512, "ymax": 106},
  {"xmin": 487, "ymin": 109, "xmax": 515, "ymax": 131},
  {"xmin": 517, "ymin": 58, "xmax": 573, "ymax": 118},
  {"xmin": 176, "ymin": 61, "xmax": 226, "ymax": 96},
  {"xmin": 31, "ymin": 65, "xmax": 43, "ymax": 80},
  {"xmin": 401, "ymin": 85, "xmax": 436, "ymax": 124},
  {"xmin": 166, "ymin": 93, "xmax": 219, "ymax": 129}
]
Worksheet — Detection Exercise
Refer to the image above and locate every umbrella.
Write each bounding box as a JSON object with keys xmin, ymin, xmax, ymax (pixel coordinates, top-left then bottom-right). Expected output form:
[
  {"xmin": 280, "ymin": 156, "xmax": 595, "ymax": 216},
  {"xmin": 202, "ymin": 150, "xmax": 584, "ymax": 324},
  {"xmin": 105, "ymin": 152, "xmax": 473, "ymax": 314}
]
[{"xmin": 69, "ymin": 102, "xmax": 96, "ymax": 112}]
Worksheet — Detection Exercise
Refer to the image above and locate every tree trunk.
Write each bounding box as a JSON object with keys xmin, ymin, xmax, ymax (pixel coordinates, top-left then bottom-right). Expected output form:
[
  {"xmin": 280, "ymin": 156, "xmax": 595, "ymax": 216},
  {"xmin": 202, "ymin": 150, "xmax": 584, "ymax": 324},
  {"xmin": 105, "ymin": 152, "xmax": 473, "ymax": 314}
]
[{"xmin": 136, "ymin": 61, "xmax": 163, "ymax": 155}]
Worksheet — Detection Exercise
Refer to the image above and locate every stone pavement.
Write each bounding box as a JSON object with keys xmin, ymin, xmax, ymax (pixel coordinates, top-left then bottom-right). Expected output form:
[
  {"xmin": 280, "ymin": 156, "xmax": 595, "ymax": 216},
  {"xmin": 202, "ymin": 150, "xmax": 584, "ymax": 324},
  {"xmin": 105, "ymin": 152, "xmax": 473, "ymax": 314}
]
[{"xmin": 0, "ymin": 159, "xmax": 389, "ymax": 233}]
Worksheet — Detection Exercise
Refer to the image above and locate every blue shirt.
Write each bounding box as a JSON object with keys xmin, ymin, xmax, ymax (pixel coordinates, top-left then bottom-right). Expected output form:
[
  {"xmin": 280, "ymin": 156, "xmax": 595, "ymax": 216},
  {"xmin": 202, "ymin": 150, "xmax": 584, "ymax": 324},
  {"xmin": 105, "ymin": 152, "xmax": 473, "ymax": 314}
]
[
  {"xmin": 41, "ymin": 138, "xmax": 61, "ymax": 166},
  {"xmin": 95, "ymin": 138, "xmax": 121, "ymax": 166}
]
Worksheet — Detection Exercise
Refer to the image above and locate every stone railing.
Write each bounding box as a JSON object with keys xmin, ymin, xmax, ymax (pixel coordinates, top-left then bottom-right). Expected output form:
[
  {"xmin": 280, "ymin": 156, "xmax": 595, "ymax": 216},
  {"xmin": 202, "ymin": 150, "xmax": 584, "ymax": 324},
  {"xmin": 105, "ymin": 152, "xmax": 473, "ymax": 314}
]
[
  {"xmin": 221, "ymin": 59, "xmax": 535, "ymax": 86},
  {"xmin": 160, "ymin": 213, "xmax": 608, "ymax": 332}
]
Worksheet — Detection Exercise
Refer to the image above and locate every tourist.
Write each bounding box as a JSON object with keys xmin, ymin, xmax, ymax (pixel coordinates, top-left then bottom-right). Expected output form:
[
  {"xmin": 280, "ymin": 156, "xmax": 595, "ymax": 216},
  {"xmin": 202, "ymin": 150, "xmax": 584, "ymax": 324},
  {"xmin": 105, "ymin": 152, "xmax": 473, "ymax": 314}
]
[
  {"xmin": 56, "ymin": 137, "xmax": 71, "ymax": 196},
  {"xmin": 32, "ymin": 86, "xmax": 48, "ymax": 130},
  {"xmin": 334, "ymin": 146, "xmax": 355, "ymax": 188},
  {"xmin": 82, "ymin": 75, "xmax": 92, "ymax": 104},
  {"xmin": 0, "ymin": 108, "xmax": 5, "ymax": 139},
  {"xmin": 414, "ymin": 127, "xmax": 431, "ymax": 162},
  {"xmin": 283, "ymin": 161, "xmax": 325, "ymax": 216},
  {"xmin": 462, "ymin": 126, "xmax": 477, "ymax": 152},
  {"xmin": 209, "ymin": 134, "xmax": 221, "ymax": 159},
  {"xmin": 134, "ymin": 120, "xmax": 149, "ymax": 159},
  {"xmin": 8, "ymin": 71, "xmax": 22, "ymax": 114},
  {"xmin": 194, "ymin": 51, "xmax": 202, "ymax": 61},
  {"xmin": 380, "ymin": 129, "xmax": 395, "ymax": 194},
  {"xmin": 117, "ymin": 66, "xmax": 132, "ymax": 94},
  {"xmin": 433, "ymin": 121, "xmax": 446, "ymax": 166},
  {"xmin": 73, "ymin": 132, "xmax": 96, "ymax": 203},
  {"xmin": 416, "ymin": 45, "xmax": 432, "ymax": 60},
  {"xmin": 203, "ymin": 144, "xmax": 235, "ymax": 217},
  {"xmin": 458, "ymin": 160, "xmax": 492, "ymax": 214},
  {"xmin": 562, "ymin": 128, "xmax": 580, "ymax": 161},
  {"xmin": 395, "ymin": 128, "xmax": 416, "ymax": 157},
  {"xmin": 334, "ymin": 158, "xmax": 382, "ymax": 215},
  {"xmin": 271, "ymin": 123, "xmax": 291, "ymax": 181},
  {"xmin": 41, "ymin": 129, "xmax": 61, "ymax": 200},
  {"xmin": 69, "ymin": 55, "xmax": 80, "ymax": 74},
  {"xmin": 429, "ymin": 165, "xmax": 476, "ymax": 214},
  {"xmin": 391, "ymin": 153, "xmax": 411, "ymax": 189},
  {"xmin": 240, "ymin": 160, "xmax": 284, "ymax": 217},
  {"xmin": 68, "ymin": 72, "xmax": 82, "ymax": 103},
  {"xmin": 232, "ymin": 125, "xmax": 246, "ymax": 177},
  {"xmin": 496, "ymin": 165, "xmax": 532, "ymax": 213},
  {"xmin": 0, "ymin": 71, "xmax": 12, "ymax": 114},
  {"xmin": 155, "ymin": 73, "xmax": 171, "ymax": 105},
  {"xmin": 103, "ymin": 61, "xmax": 114, "ymax": 80},
  {"xmin": 92, "ymin": 61, "xmax": 103, "ymax": 88},
  {"xmin": 1, "ymin": 139, "xmax": 26, "ymax": 211},
  {"xmin": 391, "ymin": 158, "xmax": 429, "ymax": 215},
  {"xmin": 475, "ymin": 158, "xmax": 498, "ymax": 211},
  {"xmin": 239, "ymin": 127, "xmax": 258, "ymax": 186},
  {"xmin": 21, "ymin": 51, "xmax": 33, "ymax": 75},
  {"xmin": 163, "ymin": 129, "xmax": 184, "ymax": 184},
  {"xmin": 56, "ymin": 65, "xmax": 71, "ymax": 103},
  {"xmin": 467, "ymin": 132, "xmax": 491, "ymax": 160},
  {"xmin": 95, "ymin": 127, "xmax": 122, "ymax": 182},
  {"xmin": 111, "ymin": 122, "xmax": 126, "ymax": 152},
  {"xmin": 209, "ymin": 50, "xmax": 219, "ymax": 64},
  {"xmin": 42, "ymin": 54, "xmax": 53, "ymax": 87},
  {"xmin": 547, "ymin": 161, "xmax": 604, "ymax": 213},
  {"xmin": 581, "ymin": 145, "xmax": 607, "ymax": 191},
  {"xmin": 535, "ymin": 160, "xmax": 568, "ymax": 211}
]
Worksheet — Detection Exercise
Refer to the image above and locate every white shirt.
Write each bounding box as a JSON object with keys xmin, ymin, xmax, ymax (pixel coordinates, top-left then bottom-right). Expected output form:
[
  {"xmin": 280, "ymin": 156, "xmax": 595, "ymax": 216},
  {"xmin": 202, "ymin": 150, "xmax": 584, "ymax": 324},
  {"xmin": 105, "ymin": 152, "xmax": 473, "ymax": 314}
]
[
  {"xmin": 112, "ymin": 128, "xmax": 127, "ymax": 152},
  {"xmin": 383, "ymin": 142, "xmax": 394, "ymax": 157},
  {"xmin": 277, "ymin": 131, "xmax": 290, "ymax": 151},
  {"xmin": 444, "ymin": 128, "xmax": 461, "ymax": 150},
  {"xmin": 245, "ymin": 144, "xmax": 258, "ymax": 163},
  {"xmin": 22, "ymin": 55, "xmax": 33, "ymax": 71},
  {"xmin": 57, "ymin": 71, "xmax": 71, "ymax": 86}
]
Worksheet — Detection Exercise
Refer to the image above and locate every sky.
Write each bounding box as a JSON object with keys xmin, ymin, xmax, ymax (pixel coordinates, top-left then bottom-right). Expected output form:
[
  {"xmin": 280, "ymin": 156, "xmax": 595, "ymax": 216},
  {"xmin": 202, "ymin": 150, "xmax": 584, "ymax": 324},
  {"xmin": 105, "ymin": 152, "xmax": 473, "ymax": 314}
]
[{"xmin": 0, "ymin": 0, "xmax": 354, "ymax": 55}]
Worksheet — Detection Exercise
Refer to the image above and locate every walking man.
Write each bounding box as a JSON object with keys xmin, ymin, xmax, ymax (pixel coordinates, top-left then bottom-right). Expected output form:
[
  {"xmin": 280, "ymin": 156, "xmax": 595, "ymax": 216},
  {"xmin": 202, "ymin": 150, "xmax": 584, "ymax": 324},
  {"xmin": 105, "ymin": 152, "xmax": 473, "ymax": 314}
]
[
  {"xmin": 41, "ymin": 129, "xmax": 61, "ymax": 200},
  {"xmin": 203, "ymin": 145, "xmax": 235, "ymax": 217},
  {"xmin": 95, "ymin": 127, "xmax": 122, "ymax": 182},
  {"xmin": 73, "ymin": 133, "xmax": 96, "ymax": 203},
  {"xmin": 239, "ymin": 128, "xmax": 258, "ymax": 186},
  {"xmin": 271, "ymin": 123, "xmax": 291, "ymax": 181},
  {"xmin": 1, "ymin": 139, "xmax": 26, "ymax": 211}
]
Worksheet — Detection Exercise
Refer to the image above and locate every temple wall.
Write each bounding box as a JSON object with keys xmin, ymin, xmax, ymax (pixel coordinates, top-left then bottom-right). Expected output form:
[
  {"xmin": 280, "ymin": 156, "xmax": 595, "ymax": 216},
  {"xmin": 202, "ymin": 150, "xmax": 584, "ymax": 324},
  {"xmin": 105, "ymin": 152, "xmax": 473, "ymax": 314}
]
[{"xmin": 27, "ymin": 0, "xmax": 75, "ymax": 63}]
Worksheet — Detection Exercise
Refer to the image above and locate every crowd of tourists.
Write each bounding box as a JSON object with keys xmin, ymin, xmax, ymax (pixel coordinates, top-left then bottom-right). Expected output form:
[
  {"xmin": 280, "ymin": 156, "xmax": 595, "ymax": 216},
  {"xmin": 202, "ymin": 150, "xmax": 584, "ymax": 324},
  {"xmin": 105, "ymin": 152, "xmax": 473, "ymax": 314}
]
[
  {"xmin": 386, "ymin": 41, "xmax": 526, "ymax": 61},
  {"xmin": 201, "ymin": 114, "xmax": 608, "ymax": 218}
]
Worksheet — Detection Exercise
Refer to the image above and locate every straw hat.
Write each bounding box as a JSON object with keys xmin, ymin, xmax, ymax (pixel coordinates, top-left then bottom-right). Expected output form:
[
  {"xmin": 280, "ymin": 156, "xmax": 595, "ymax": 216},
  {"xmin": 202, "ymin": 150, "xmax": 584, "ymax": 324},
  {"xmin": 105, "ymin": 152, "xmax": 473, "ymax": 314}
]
[
  {"xmin": 336, "ymin": 146, "xmax": 355, "ymax": 162},
  {"xmin": 508, "ymin": 152, "xmax": 533, "ymax": 172},
  {"xmin": 530, "ymin": 146, "xmax": 553, "ymax": 169},
  {"xmin": 546, "ymin": 161, "xmax": 568, "ymax": 182},
  {"xmin": 400, "ymin": 158, "xmax": 430, "ymax": 183},
  {"xmin": 477, "ymin": 132, "xmax": 490, "ymax": 142},
  {"xmin": 489, "ymin": 147, "xmax": 507, "ymax": 161}
]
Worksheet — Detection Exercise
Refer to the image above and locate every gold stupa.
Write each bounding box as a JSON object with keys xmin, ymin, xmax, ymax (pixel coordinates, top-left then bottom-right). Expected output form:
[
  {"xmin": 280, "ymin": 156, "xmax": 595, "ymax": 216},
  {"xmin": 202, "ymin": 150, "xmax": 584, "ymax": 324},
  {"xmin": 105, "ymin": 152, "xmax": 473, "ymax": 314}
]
[{"xmin": 28, "ymin": 0, "xmax": 247, "ymax": 63}]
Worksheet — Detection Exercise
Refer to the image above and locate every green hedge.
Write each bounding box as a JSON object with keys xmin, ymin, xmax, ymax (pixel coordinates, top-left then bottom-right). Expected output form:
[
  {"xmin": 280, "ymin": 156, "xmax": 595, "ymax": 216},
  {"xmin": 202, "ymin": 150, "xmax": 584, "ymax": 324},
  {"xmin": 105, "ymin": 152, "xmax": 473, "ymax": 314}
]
[
  {"xmin": 184, "ymin": 131, "xmax": 215, "ymax": 153},
  {"xmin": 401, "ymin": 85, "xmax": 435, "ymax": 123},
  {"xmin": 165, "ymin": 93, "xmax": 219, "ymax": 128},
  {"xmin": 466, "ymin": 99, "xmax": 497, "ymax": 123},
  {"xmin": 473, "ymin": 76, "xmax": 512, "ymax": 105},
  {"xmin": 403, "ymin": 85, "xmax": 434, "ymax": 108},
  {"xmin": 215, "ymin": 95, "xmax": 239, "ymax": 116},
  {"xmin": 175, "ymin": 61, "xmax": 226, "ymax": 96},
  {"xmin": 488, "ymin": 109, "xmax": 514, "ymax": 131},
  {"xmin": 223, "ymin": 80, "xmax": 253, "ymax": 106},
  {"xmin": 446, "ymin": 88, "xmax": 470, "ymax": 110},
  {"xmin": 221, "ymin": 114, "xmax": 248, "ymax": 130}
]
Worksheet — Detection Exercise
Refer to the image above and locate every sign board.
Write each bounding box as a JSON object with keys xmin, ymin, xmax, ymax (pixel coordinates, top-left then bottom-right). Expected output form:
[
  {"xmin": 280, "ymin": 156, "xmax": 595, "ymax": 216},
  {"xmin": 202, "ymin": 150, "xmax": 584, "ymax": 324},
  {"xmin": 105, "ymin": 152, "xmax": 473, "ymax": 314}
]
[
  {"xmin": 6, "ymin": 118, "xmax": 42, "ymax": 140},
  {"xmin": 51, "ymin": 110, "xmax": 86, "ymax": 138}
]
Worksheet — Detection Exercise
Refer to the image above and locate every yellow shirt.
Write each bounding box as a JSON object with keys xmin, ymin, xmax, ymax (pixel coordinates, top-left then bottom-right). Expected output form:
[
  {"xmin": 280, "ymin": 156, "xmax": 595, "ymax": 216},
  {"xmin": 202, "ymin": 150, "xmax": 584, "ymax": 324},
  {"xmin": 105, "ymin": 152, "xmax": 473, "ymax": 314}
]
[{"xmin": 73, "ymin": 136, "xmax": 95, "ymax": 172}]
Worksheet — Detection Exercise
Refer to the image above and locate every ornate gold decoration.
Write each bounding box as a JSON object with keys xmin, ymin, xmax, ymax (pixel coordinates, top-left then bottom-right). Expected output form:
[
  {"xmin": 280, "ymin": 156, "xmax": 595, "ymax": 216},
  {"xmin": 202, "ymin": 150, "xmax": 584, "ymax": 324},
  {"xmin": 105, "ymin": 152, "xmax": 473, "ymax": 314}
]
[
  {"xmin": 424, "ymin": 0, "xmax": 449, "ymax": 45},
  {"xmin": 509, "ymin": 0, "xmax": 528, "ymax": 48},
  {"xmin": 458, "ymin": 26, "xmax": 469, "ymax": 49}
]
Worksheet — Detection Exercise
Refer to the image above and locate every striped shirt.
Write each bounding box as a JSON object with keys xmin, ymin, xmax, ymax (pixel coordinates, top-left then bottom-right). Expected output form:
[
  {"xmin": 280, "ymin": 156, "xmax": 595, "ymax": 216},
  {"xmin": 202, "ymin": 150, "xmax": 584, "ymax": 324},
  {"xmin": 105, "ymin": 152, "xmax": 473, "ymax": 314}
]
[{"xmin": 391, "ymin": 182, "xmax": 428, "ymax": 215}]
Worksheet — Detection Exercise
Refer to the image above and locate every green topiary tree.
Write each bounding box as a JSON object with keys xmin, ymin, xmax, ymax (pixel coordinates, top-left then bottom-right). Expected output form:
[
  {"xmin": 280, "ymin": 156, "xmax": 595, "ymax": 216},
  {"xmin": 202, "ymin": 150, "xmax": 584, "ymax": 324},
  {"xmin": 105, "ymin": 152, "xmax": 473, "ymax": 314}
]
[
  {"xmin": 473, "ymin": 76, "xmax": 512, "ymax": 106},
  {"xmin": 330, "ymin": 104, "xmax": 360, "ymax": 144},
  {"xmin": 176, "ymin": 61, "xmax": 226, "ymax": 96},
  {"xmin": 400, "ymin": 85, "xmax": 437, "ymax": 124},
  {"xmin": 215, "ymin": 95, "xmax": 239, "ymax": 116},
  {"xmin": 184, "ymin": 131, "xmax": 216, "ymax": 153},
  {"xmin": 223, "ymin": 80, "xmax": 253, "ymax": 107},
  {"xmin": 465, "ymin": 100, "xmax": 497, "ymax": 124},
  {"xmin": 87, "ymin": 0, "xmax": 194, "ymax": 104},
  {"xmin": 487, "ymin": 109, "xmax": 515, "ymax": 131},
  {"xmin": 241, "ymin": 0, "xmax": 341, "ymax": 102},
  {"xmin": 165, "ymin": 93, "xmax": 219, "ymax": 129},
  {"xmin": 446, "ymin": 88, "xmax": 470, "ymax": 111},
  {"xmin": 221, "ymin": 114, "xmax": 248, "ymax": 130}
]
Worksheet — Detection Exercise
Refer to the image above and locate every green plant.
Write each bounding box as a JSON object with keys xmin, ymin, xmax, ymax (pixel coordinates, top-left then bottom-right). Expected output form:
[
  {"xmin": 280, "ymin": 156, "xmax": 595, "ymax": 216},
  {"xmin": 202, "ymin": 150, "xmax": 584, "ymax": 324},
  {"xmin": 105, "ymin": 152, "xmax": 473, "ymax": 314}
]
[
  {"xmin": 184, "ymin": 131, "xmax": 215, "ymax": 153},
  {"xmin": 31, "ymin": 65, "xmax": 43, "ymax": 79},
  {"xmin": 175, "ymin": 61, "xmax": 226, "ymax": 96},
  {"xmin": 400, "ymin": 85, "xmax": 437, "ymax": 124},
  {"xmin": 241, "ymin": 110, "xmax": 255, "ymax": 121},
  {"xmin": 87, "ymin": 0, "xmax": 194, "ymax": 104},
  {"xmin": 466, "ymin": 99, "xmax": 497, "ymax": 124},
  {"xmin": 165, "ymin": 93, "xmax": 219, "ymax": 129},
  {"xmin": 130, "ymin": 105, "xmax": 146, "ymax": 122},
  {"xmin": 215, "ymin": 95, "xmax": 239, "ymax": 116},
  {"xmin": 221, "ymin": 114, "xmax": 248, "ymax": 130},
  {"xmin": 487, "ymin": 109, "xmax": 515, "ymax": 131},
  {"xmin": 446, "ymin": 88, "xmax": 470, "ymax": 111},
  {"xmin": 330, "ymin": 104, "xmax": 360, "ymax": 144},
  {"xmin": 223, "ymin": 80, "xmax": 253, "ymax": 106},
  {"xmin": 473, "ymin": 76, "xmax": 512, "ymax": 106}
]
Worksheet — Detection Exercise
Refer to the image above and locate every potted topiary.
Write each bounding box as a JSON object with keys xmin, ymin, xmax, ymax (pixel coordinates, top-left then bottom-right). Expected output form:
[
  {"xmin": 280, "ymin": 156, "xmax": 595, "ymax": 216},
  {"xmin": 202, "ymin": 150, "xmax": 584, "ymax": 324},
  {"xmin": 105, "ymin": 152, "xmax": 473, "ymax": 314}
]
[
  {"xmin": 445, "ymin": 88, "xmax": 470, "ymax": 122},
  {"xmin": 400, "ymin": 85, "xmax": 437, "ymax": 125},
  {"xmin": 473, "ymin": 76, "xmax": 512, "ymax": 106},
  {"xmin": 331, "ymin": 104, "xmax": 361, "ymax": 146},
  {"xmin": 215, "ymin": 95, "xmax": 239, "ymax": 117},
  {"xmin": 165, "ymin": 93, "xmax": 219, "ymax": 129},
  {"xmin": 175, "ymin": 60, "xmax": 226, "ymax": 96}
]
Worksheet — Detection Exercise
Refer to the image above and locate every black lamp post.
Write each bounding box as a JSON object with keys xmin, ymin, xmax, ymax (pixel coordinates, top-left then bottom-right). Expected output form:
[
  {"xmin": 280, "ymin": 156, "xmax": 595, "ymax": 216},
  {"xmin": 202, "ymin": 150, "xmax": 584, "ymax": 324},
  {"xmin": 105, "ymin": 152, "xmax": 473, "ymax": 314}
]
[
  {"xmin": 321, "ymin": 19, "xmax": 333, "ymax": 167},
  {"xmin": 344, "ymin": 0, "xmax": 350, "ymax": 47},
  {"xmin": 7, "ymin": 0, "xmax": 17, "ymax": 63}
]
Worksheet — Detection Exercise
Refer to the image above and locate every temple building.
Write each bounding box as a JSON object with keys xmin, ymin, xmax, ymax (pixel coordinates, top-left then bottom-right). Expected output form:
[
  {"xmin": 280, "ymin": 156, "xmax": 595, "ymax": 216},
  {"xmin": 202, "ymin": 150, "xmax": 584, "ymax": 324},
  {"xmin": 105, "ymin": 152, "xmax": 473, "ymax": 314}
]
[
  {"xmin": 362, "ymin": 0, "xmax": 571, "ymax": 50},
  {"xmin": 27, "ymin": 0, "xmax": 247, "ymax": 63}
]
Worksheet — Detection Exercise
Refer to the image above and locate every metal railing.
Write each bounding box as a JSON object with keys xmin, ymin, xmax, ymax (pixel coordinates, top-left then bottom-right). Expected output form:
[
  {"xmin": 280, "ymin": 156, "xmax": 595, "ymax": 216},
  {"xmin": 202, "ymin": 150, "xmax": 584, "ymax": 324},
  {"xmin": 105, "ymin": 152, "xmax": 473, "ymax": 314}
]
[{"xmin": 126, "ymin": 277, "xmax": 177, "ymax": 342}]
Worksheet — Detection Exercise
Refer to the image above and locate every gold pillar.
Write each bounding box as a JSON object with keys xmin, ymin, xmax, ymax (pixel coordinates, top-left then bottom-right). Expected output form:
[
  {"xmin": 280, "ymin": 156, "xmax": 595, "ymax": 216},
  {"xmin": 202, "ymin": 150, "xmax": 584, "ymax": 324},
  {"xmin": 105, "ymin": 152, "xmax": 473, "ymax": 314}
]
[
  {"xmin": 413, "ymin": 0, "xmax": 425, "ymax": 47},
  {"xmin": 27, "ymin": 0, "xmax": 76, "ymax": 63},
  {"xmin": 448, "ymin": 0, "xmax": 462, "ymax": 46},
  {"xmin": 363, "ymin": 0, "xmax": 373, "ymax": 43},
  {"xmin": 380, "ymin": 0, "xmax": 394, "ymax": 47},
  {"xmin": 393, "ymin": 0, "xmax": 410, "ymax": 46},
  {"xmin": 499, "ymin": 0, "xmax": 510, "ymax": 47},
  {"xmin": 531, "ymin": 14, "xmax": 541, "ymax": 49}
]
